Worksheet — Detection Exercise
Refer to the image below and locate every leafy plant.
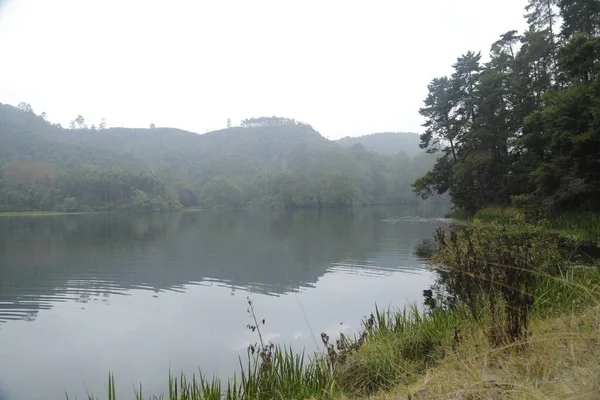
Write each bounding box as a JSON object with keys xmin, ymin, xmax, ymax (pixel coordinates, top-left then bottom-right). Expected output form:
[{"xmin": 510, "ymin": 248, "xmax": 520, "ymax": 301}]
[{"xmin": 431, "ymin": 217, "xmax": 572, "ymax": 344}]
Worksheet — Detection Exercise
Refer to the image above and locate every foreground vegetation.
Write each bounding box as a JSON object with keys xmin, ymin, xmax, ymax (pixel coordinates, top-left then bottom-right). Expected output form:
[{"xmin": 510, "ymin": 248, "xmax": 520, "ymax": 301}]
[{"xmin": 79, "ymin": 216, "xmax": 600, "ymax": 399}]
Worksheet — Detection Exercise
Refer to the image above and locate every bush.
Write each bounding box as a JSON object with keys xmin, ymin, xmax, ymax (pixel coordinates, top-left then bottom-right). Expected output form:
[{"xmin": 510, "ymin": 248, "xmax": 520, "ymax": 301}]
[{"xmin": 431, "ymin": 216, "xmax": 570, "ymax": 345}]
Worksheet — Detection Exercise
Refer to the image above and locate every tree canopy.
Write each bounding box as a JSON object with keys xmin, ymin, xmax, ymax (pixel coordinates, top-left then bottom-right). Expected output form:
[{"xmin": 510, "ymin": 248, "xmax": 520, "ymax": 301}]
[{"xmin": 413, "ymin": 0, "xmax": 600, "ymax": 214}]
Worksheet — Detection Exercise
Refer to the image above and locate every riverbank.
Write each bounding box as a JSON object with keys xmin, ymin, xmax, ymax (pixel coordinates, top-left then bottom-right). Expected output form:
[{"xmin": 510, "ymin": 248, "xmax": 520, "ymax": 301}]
[
  {"xmin": 366, "ymin": 304, "xmax": 600, "ymax": 399},
  {"xmin": 447, "ymin": 207, "xmax": 600, "ymax": 244},
  {"xmin": 81, "ymin": 217, "xmax": 600, "ymax": 399},
  {"xmin": 0, "ymin": 203, "xmax": 445, "ymax": 218}
]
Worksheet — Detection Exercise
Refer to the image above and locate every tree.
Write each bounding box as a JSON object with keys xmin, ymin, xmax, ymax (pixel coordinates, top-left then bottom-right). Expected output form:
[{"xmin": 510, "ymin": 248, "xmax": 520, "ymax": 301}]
[
  {"xmin": 62, "ymin": 197, "xmax": 79, "ymax": 212},
  {"xmin": 558, "ymin": 34, "xmax": 600, "ymax": 83},
  {"xmin": 70, "ymin": 115, "xmax": 87, "ymax": 129},
  {"xmin": 202, "ymin": 175, "xmax": 243, "ymax": 207},
  {"xmin": 227, "ymin": 118, "xmax": 232, "ymax": 129},
  {"xmin": 523, "ymin": 37, "xmax": 600, "ymax": 210},
  {"xmin": 323, "ymin": 174, "xmax": 358, "ymax": 207},
  {"xmin": 451, "ymin": 51, "xmax": 482, "ymax": 135},
  {"xmin": 413, "ymin": 53, "xmax": 482, "ymax": 208},
  {"xmin": 559, "ymin": 0, "xmax": 600, "ymax": 40},
  {"xmin": 525, "ymin": 0, "xmax": 558, "ymax": 56},
  {"xmin": 419, "ymin": 77, "xmax": 459, "ymax": 161},
  {"xmin": 150, "ymin": 123, "xmax": 156, "ymax": 129},
  {"xmin": 241, "ymin": 116, "xmax": 298, "ymax": 128},
  {"xmin": 99, "ymin": 118, "xmax": 107, "ymax": 130},
  {"xmin": 413, "ymin": 0, "xmax": 600, "ymax": 214},
  {"xmin": 17, "ymin": 102, "xmax": 33, "ymax": 113}
]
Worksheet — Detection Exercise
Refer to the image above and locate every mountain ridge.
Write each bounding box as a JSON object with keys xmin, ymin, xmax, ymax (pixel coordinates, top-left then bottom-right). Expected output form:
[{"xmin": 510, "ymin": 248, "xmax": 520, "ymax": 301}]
[{"xmin": 0, "ymin": 103, "xmax": 438, "ymax": 212}]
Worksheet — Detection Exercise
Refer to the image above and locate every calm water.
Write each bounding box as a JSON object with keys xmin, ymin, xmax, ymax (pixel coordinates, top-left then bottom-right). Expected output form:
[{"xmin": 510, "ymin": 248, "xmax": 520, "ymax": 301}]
[{"xmin": 0, "ymin": 205, "xmax": 448, "ymax": 399}]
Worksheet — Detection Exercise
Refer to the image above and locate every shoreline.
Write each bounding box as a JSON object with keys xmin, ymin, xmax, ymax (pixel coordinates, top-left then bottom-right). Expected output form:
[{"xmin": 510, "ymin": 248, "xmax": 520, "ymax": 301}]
[
  {"xmin": 0, "ymin": 203, "xmax": 445, "ymax": 218},
  {"xmin": 0, "ymin": 211, "xmax": 96, "ymax": 217}
]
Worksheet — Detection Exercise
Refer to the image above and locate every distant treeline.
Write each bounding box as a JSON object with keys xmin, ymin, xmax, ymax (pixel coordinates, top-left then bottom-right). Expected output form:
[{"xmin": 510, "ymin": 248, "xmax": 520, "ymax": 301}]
[{"xmin": 0, "ymin": 108, "xmax": 440, "ymax": 212}]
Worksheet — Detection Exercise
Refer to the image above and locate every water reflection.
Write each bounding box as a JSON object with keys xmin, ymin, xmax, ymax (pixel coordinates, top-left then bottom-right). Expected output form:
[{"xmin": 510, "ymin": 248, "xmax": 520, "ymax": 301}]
[
  {"xmin": 0, "ymin": 206, "xmax": 447, "ymax": 325},
  {"xmin": 0, "ymin": 205, "xmax": 451, "ymax": 400}
]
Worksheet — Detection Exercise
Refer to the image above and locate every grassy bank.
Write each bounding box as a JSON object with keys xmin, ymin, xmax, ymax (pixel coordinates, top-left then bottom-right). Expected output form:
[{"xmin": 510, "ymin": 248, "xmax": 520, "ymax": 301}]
[
  {"xmin": 369, "ymin": 304, "xmax": 600, "ymax": 400},
  {"xmin": 77, "ymin": 218, "xmax": 600, "ymax": 400},
  {"xmin": 447, "ymin": 206, "xmax": 600, "ymax": 243}
]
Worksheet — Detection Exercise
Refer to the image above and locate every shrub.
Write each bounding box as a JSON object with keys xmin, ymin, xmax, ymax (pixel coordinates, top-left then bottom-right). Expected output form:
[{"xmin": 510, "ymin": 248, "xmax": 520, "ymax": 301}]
[{"xmin": 431, "ymin": 216, "xmax": 570, "ymax": 345}]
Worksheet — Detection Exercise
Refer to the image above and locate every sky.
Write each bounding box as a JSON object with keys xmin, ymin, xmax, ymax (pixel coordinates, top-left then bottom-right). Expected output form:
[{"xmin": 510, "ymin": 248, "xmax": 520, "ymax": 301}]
[{"xmin": 0, "ymin": 0, "xmax": 529, "ymax": 139}]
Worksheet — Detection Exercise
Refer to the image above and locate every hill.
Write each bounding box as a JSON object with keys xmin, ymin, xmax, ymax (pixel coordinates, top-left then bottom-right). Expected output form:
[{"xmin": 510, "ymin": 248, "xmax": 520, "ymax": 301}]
[
  {"xmin": 336, "ymin": 132, "xmax": 421, "ymax": 157},
  {"xmin": 0, "ymin": 105, "xmax": 148, "ymax": 172},
  {"xmin": 0, "ymin": 104, "xmax": 440, "ymax": 212}
]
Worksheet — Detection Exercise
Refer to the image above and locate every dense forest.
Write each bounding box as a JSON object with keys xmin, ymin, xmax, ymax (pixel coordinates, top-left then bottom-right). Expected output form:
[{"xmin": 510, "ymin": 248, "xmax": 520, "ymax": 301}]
[
  {"xmin": 0, "ymin": 105, "xmax": 438, "ymax": 212},
  {"xmin": 413, "ymin": 0, "xmax": 600, "ymax": 214}
]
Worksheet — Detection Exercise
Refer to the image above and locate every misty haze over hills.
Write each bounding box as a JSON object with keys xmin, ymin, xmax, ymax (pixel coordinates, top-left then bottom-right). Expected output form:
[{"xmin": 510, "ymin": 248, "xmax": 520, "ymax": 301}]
[
  {"xmin": 337, "ymin": 132, "xmax": 422, "ymax": 157},
  {"xmin": 0, "ymin": 103, "xmax": 442, "ymax": 213}
]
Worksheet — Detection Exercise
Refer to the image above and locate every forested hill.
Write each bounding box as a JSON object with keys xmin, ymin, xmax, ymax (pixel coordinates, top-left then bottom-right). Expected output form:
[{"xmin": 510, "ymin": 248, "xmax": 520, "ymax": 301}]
[
  {"xmin": 336, "ymin": 132, "xmax": 421, "ymax": 157},
  {"xmin": 0, "ymin": 105, "xmax": 439, "ymax": 212}
]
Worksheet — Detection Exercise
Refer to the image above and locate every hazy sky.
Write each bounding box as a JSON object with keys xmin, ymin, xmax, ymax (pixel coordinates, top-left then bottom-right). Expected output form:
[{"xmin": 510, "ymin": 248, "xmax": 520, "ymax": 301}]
[{"xmin": 0, "ymin": 0, "xmax": 529, "ymax": 139}]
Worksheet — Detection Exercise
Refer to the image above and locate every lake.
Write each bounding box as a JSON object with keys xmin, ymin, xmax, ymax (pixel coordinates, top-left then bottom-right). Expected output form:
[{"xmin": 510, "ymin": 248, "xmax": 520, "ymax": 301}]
[{"xmin": 0, "ymin": 205, "xmax": 449, "ymax": 399}]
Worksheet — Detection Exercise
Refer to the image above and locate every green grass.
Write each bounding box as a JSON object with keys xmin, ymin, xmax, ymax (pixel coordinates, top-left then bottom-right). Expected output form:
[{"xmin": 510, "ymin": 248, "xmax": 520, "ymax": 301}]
[
  {"xmin": 445, "ymin": 206, "xmax": 519, "ymax": 222},
  {"xmin": 332, "ymin": 304, "xmax": 464, "ymax": 396},
  {"xmin": 77, "ymin": 348, "xmax": 334, "ymax": 400},
  {"xmin": 473, "ymin": 206, "xmax": 521, "ymax": 222},
  {"xmin": 444, "ymin": 209, "xmax": 468, "ymax": 220},
  {"xmin": 532, "ymin": 267, "xmax": 600, "ymax": 316},
  {"xmin": 543, "ymin": 212, "xmax": 600, "ymax": 242},
  {"xmin": 451, "ymin": 207, "xmax": 600, "ymax": 243}
]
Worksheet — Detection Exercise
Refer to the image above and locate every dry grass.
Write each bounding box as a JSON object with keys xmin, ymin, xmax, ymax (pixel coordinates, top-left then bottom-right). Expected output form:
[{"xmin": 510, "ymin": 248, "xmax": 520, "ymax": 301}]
[{"xmin": 357, "ymin": 306, "xmax": 600, "ymax": 400}]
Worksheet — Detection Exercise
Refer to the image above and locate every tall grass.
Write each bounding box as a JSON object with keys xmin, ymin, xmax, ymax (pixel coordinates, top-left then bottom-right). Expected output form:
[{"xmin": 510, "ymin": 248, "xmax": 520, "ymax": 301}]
[
  {"xmin": 471, "ymin": 207, "xmax": 600, "ymax": 243},
  {"xmin": 331, "ymin": 304, "xmax": 465, "ymax": 396},
  {"xmin": 458, "ymin": 206, "xmax": 600, "ymax": 244},
  {"xmin": 532, "ymin": 267, "xmax": 600, "ymax": 316},
  {"xmin": 76, "ymin": 298, "xmax": 335, "ymax": 400},
  {"xmin": 76, "ymin": 348, "xmax": 333, "ymax": 400},
  {"xmin": 543, "ymin": 212, "xmax": 600, "ymax": 242}
]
